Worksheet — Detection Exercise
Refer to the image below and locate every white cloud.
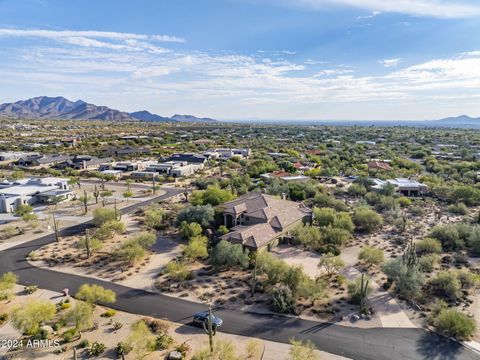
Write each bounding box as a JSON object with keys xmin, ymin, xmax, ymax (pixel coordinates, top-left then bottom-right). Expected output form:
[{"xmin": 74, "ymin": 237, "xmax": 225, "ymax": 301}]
[
  {"xmin": 1, "ymin": 27, "xmax": 480, "ymax": 119},
  {"xmin": 379, "ymin": 58, "xmax": 402, "ymax": 67},
  {"xmin": 357, "ymin": 10, "xmax": 381, "ymax": 19},
  {"xmin": 0, "ymin": 29, "xmax": 185, "ymax": 42},
  {"xmin": 267, "ymin": 0, "xmax": 480, "ymax": 18}
]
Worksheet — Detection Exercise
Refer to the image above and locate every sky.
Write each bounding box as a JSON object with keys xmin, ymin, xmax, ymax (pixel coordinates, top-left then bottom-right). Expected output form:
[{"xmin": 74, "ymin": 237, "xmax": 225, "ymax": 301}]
[{"xmin": 0, "ymin": 0, "xmax": 479, "ymax": 121}]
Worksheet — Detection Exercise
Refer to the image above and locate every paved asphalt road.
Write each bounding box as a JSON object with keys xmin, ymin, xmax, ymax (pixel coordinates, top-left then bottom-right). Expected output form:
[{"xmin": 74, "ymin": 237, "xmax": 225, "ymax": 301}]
[{"xmin": 0, "ymin": 187, "xmax": 478, "ymax": 360}]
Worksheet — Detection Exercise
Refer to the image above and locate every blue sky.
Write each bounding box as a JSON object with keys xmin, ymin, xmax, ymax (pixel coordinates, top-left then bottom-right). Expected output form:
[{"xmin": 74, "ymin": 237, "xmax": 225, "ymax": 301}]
[{"xmin": 0, "ymin": 0, "xmax": 479, "ymax": 120}]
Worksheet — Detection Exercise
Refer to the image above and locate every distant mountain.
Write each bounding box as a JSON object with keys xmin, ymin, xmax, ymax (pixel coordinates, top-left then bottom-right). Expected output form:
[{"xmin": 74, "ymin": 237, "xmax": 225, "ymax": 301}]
[
  {"xmin": 129, "ymin": 110, "xmax": 172, "ymax": 122},
  {"xmin": 0, "ymin": 96, "xmax": 135, "ymax": 121},
  {"xmin": 435, "ymin": 115, "xmax": 480, "ymax": 126},
  {"xmin": 170, "ymin": 114, "xmax": 217, "ymax": 123},
  {"xmin": 0, "ymin": 96, "xmax": 217, "ymax": 123}
]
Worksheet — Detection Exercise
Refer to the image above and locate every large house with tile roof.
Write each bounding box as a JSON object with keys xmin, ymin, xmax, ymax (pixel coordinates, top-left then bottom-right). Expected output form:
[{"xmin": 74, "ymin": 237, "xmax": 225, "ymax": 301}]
[{"xmin": 219, "ymin": 192, "xmax": 312, "ymax": 251}]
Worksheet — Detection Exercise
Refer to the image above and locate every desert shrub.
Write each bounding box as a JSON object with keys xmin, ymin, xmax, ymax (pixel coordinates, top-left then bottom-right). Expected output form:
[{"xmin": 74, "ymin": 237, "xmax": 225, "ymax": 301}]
[
  {"xmin": 416, "ymin": 238, "xmax": 442, "ymax": 255},
  {"xmin": 183, "ymin": 235, "xmax": 209, "ymax": 260},
  {"xmin": 455, "ymin": 270, "xmax": 479, "ymax": 289},
  {"xmin": 429, "ymin": 225, "xmax": 462, "ymax": 251},
  {"xmin": 133, "ymin": 231, "xmax": 157, "ymax": 249},
  {"xmin": 62, "ymin": 328, "xmax": 78, "ymax": 342},
  {"xmin": 210, "ymin": 240, "xmax": 250, "ymax": 269},
  {"xmin": 428, "ymin": 271, "xmax": 462, "ymax": 301},
  {"xmin": 176, "ymin": 205, "xmax": 215, "ymax": 228},
  {"xmin": 382, "ymin": 259, "xmax": 424, "ymax": 299},
  {"xmin": 191, "ymin": 340, "xmax": 239, "ymax": 360},
  {"xmin": 12, "ymin": 300, "xmax": 56, "ymax": 335},
  {"xmin": 142, "ymin": 317, "xmax": 170, "ymax": 334},
  {"xmin": 257, "ymin": 252, "xmax": 289, "ymax": 285},
  {"xmin": 317, "ymin": 253, "xmax": 345, "ymax": 277},
  {"xmin": 347, "ymin": 276, "xmax": 372, "ymax": 305},
  {"xmin": 293, "ymin": 224, "xmax": 323, "ymax": 251},
  {"xmin": 79, "ymin": 339, "xmax": 90, "ymax": 348},
  {"xmin": 0, "ymin": 272, "xmax": 18, "ymax": 300},
  {"xmin": 398, "ymin": 197, "xmax": 412, "ymax": 208},
  {"xmin": 418, "ymin": 254, "xmax": 439, "ymax": 273},
  {"xmin": 100, "ymin": 309, "xmax": 116, "ymax": 318},
  {"xmin": 352, "ymin": 207, "xmax": 383, "ymax": 233},
  {"xmin": 24, "ymin": 284, "xmax": 38, "ymax": 294},
  {"xmin": 321, "ymin": 227, "xmax": 351, "ymax": 247},
  {"xmin": 334, "ymin": 212, "xmax": 355, "ymax": 233},
  {"xmin": 163, "ymin": 261, "xmax": 192, "ymax": 281},
  {"xmin": 114, "ymin": 240, "xmax": 146, "ymax": 265},
  {"xmin": 143, "ymin": 206, "xmax": 165, "ymax": 230},
  {"xmin": 155, "ymin": 333, "xmax": 174, "ymax": 350},
  {"xmin": 92, "ymin": 208, "xmax": 117, "ymax": 227},
  {"xmin": 190, "ymin": 185, "xmax": 236, "ymax": 206},
  {"xmin": 313, "ymin": 207, "xmax": 336, "ymax": 227},
  {"xmin": 358, "ymin": 246, "xmax": 384, "ymax": 267},
  {"xmin": 15, "ymin": 204, "xmax": 33, "ymax": 216},
  {"xmin": 88, "ymin": 341, "xmax": 106, "ymax": 356},
  {"xmin": 466, "ymin": 226, "xmax": 480, "ymax": 255},
  {"xmin": 448, "ymin": 203, "xmax": 468, "ymax": 215},
  {"xmin": 246, "ymin": 339, "xmax": 262, "ymax": 359},
  {"xmin": 271, "ymin": 286, "xmax": 294, "ymax": 313},
  {"xmin": 180, "ymin": 221, "xmax": 203, "ymax": 239},
  {"xmin": 433, "ymin": 309, "xmax": 476, "ymax": 340},
  {"xmin": 115, "ymin": 341, "xmax": 133, "ymax": 356},
  {"xmin": 289, "ymin": 339, "xmax": 319, "ymax": 360},
  {"xmin": 75, "ymin": 284, "xmax": 116, "ymax": 305}
]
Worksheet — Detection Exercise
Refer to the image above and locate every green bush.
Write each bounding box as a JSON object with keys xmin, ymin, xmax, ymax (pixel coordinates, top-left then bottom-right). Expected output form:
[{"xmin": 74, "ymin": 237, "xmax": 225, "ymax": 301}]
[
  {"xmin": 79, "ymin": 339, "xmax": 90, "ymax": 348},
  {"xmin": 430, "ymin": 225, "xmax": 463, "ymax": 251},
  {"xmin": 24, "ymin": 285, "xmax": 38, "ymax": 294},
  {"xmin": 155, "ymin": 333, "xmax": 174, "ymax": 350},
  {"xmin": 62, "ymin": 328, "xmax": 78, "ymax": 343},
  {"xmin": 428, "ymin": 271, "xmax": 461, "ymax": 301},
  {"xmin": 434, "ymin": 309, "xmax": 476, "ymax": 340},
  {"xmin": 163, "ymin": 261, "xmax": 192, "ymax": 281},
  {"xmin": 418, "ymin": 254, "xmax": 439, "ymax": 273},
  {"xmin": 358, "ymin": 246, "xmax": 384, "ymax": 267},
  {"xmin": 416, "ymin": 238, "xmax": 442, "ymax": 254},
  {"xmin": 271, "ymin": 286, "xmax": 294, "ymax": 313},
  {"xmin": 382, "ymin": 259, "xmax": 424, "ymax": 299},
  {"xmin": 347, "ymin": 276, "xmax": 372, "ymax": 305},
  {"xmin": 100, "ymin": 309, "xmax": 116, "ymax": 318},
  {"xmin": 115, "ymin": 341, "xmax": 132, "ymax": 356},
  {"xmin": 88, "ymin": 341, "xmax": 106, "ymax": 356},
  {"xmin": 352, "ymin": 207, "xmax": 383, "ymax": 233},
  {"xmin": 210, "ymin": 240, "xmax": 250, "ymax": 269},
  {"xmin": 448, "ymin": 203, "xmax": 468, "ymax": 215}
]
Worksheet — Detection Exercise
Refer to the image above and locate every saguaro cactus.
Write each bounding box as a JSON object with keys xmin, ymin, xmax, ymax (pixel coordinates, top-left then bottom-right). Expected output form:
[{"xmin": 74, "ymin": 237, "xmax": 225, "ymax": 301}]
[
  {"xmin": 203, "ymin": 305, "xmax": 217, "ymax": 354},
  {"xmin": 114, "ymin": 199, "xmax": 122, "ymax": 221},
  {"xmin": 52, "ymin": 213, "xmax": 60, "ymax": 243},
  {"xmin": 82, "ymin": 190, "xmax": 88, "ymax": 213},
  {"xmin": 402, "ymin": 238, "xmax": 418, "ymax": 269},
  {"xmin": 85, "ymin": 228, "xmax": 91, "ymax": 259},
  {"xmin": 359, "ymin": 274, "xmax": 369, "ymax": 315},
  {"xmin": 93, "ymin": 185, "xmax": 100, "ymax": 204}
]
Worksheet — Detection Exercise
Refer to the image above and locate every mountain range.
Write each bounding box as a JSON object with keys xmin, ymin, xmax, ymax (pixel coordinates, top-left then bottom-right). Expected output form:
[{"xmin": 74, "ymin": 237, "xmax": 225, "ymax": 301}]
[{"xmin": 0, "ymin": 96, "xmax": 217, "ymax": 123}]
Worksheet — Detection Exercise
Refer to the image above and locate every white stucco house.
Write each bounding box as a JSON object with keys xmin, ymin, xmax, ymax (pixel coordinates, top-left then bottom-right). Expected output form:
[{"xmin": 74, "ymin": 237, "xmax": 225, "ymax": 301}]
[{"xmin": 0, "ymin": 177, "xmax": 73, "ymax": 213}]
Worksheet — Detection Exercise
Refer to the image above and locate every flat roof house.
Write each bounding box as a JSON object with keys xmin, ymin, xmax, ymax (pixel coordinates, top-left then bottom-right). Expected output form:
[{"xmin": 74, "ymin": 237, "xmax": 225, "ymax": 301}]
[
  {"xmin": 16, "ymin": 154, "xmax": 71, "ymax": 168},
  {"xmin": 0, "ymin": 177, "xmax": 73, "ymax": 213},
  {"xmin": 219, "ymin": 192, "xmax": 312, "ymax": 251},
  {"xmin": 163, "ymin": 153, "xmax": 207, "ymax": 164},
  {"xmin": 371, "ymin": 178, "xmax": 428, "ymax": 196}
]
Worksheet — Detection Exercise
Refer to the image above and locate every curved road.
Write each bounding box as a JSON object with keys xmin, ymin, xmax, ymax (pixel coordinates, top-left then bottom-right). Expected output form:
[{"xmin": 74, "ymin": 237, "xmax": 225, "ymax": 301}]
[{"xmin": 0, "ymin": 187, "xmax": 477, "ymax": 360}]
